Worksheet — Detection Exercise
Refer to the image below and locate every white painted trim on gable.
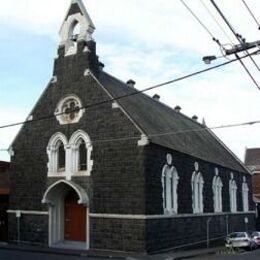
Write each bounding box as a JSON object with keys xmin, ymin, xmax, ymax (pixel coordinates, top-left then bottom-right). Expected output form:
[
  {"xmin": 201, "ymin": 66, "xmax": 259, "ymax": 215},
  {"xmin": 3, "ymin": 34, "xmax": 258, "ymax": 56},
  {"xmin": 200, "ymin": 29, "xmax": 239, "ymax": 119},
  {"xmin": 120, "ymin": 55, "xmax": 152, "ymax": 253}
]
[
  {"xmin": 89, "ymin": 71, "xmax": 149, "ymax": 142},
  {"xmin": 89, "ymin": 211, "xmax": 255, "ymax": 220},
  {"xmin": 7, "ymin": 210, "xmax": 49, "ymax": 216}
]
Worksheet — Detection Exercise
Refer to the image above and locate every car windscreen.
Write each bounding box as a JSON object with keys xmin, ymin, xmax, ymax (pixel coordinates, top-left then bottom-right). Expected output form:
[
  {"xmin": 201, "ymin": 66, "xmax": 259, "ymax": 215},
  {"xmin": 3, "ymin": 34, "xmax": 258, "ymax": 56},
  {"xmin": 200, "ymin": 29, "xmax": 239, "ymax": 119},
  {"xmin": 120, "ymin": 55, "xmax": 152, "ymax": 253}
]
[{"xmin": 229, "ymin": 233, "xmax": 246, "ymax": 238}]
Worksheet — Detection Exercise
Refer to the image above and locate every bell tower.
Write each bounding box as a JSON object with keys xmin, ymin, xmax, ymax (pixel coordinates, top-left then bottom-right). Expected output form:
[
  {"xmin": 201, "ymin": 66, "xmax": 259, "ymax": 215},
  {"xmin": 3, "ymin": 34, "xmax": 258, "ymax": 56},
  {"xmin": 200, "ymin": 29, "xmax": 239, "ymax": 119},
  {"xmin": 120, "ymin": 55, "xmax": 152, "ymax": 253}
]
[
  {"xmin": 54, "ymin": 0, "xmax": 100, "ymax": 79},
  {"xmin": 59, "ymin": 0, "xmax": 95, "ymax": 55}
]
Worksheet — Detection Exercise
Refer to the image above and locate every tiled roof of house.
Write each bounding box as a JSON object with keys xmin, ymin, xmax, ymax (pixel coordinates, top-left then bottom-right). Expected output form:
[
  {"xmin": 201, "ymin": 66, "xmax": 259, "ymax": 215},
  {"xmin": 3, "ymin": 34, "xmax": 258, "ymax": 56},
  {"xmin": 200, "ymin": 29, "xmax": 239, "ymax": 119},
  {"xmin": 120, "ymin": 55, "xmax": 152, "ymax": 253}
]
[{"xmin": 99, "ymin": 71, "xmax": 247, "ymax": 173}]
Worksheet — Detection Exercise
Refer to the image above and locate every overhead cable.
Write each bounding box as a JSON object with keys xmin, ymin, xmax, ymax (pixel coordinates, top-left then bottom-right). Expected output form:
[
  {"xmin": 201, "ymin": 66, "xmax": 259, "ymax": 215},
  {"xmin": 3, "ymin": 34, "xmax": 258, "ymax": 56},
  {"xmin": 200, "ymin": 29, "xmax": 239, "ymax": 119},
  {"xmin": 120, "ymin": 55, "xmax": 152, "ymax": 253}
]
[
  {"xmin": 1, "ymin": 117, "xmax": 260, "ymax": 150},
  {"xmin": 241, "ymin": 0, "xmax": 260, "ymax": 29},
  {"xmin": 199, "ymin": 0, "xmax": 235, "ymax": 44},
  {"xmin": 179, "ymin": 0, "xmax": 220, "ymax": 44},
  {"xmin": 0, "ymin": 50, "xmax": 258, "ymax": 131},
  {"xmin": 210, "ymin": 0, "xmax": 260, "ymax": 72}
]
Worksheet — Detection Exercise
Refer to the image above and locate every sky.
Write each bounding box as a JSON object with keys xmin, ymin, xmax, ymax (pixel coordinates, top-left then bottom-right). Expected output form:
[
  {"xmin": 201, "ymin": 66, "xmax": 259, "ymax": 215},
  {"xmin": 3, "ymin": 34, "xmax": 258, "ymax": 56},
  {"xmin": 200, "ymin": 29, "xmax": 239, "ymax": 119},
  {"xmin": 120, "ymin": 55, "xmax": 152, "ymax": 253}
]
[{"xmin": 0, "ymin": 0, "xmax": 260, "ymax": 163}]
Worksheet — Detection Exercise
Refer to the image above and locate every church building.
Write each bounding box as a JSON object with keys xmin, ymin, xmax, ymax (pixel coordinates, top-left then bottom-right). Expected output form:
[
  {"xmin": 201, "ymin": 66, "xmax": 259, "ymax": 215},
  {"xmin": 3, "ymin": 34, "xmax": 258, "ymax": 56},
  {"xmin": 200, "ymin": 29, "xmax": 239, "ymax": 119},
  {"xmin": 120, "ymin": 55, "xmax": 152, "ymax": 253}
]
[{"xmin": 8, "ymin": 0, "xmax": 255, "ymax": 252}]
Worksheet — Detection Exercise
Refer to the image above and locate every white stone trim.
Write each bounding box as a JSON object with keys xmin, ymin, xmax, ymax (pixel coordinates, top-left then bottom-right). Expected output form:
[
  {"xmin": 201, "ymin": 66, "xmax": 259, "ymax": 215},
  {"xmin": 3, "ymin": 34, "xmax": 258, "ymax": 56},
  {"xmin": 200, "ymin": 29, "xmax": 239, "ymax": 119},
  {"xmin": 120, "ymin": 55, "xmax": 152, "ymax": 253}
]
[
  {"xmin": 42, "ymin": 179, "xmax": 89, "ymax": 249},
  {"xmin": 161, "ymin": 154, "xmax": 179, "ymax": 214},
  {"xmin": 55, "ymin": 95, "xmax": 84, "ymax": 125},
  {"xmin": 59, "ymin": 0, "xmax": 95, "ymax": 56},
  {"xmin": 191, "ymin": 162, "xmax": 204, "ymax": 213},
  {"xmin": 242, "ymin": 176, "xmax": 249, "ymax": 212},
  {"xmin": 212, "ymin": 168, "xmax": 223, "ymax": 213},
  {"xmin": 47, "ymin": 132, "xmax": 68, "ymax": 177},
  {"xmin": 89, "ymin": 71, "xmax": 147, "ymax": 143},
  {"xmin": 229, "ymin": 173, "xmax": 237, "ymax": 212},
  {"xmin": 69, "ymin": 130, "xmax": 93, "ymax": 177},
  {"xmin": 7, "ymin": 210, "xmax": 49, "ymax": 215},
  {"xmin": 137, "ymin": 134, "xmax": 149, "ymax": 146},
  {"xmin": 42, "ymin": 179, "xmax": 89, "ymax": 205},
  {"xmin": 89, "ymin": 211, "xmax": 255, "ymax": 220}
]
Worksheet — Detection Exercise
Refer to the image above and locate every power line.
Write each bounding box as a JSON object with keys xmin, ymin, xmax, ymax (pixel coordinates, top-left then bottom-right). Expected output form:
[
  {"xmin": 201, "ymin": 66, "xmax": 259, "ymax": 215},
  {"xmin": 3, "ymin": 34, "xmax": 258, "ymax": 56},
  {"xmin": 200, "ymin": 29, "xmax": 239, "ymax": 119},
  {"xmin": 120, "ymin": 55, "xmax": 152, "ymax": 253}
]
[
  {"xmin": 179, "ymin": 0, "xmax": 220, "ymax": 44},
  {"xmin": 210, "ymin": 0, "xmax": 260, "ymax": 73},
  {"xmin": 0, "ymin": 51, "xmax": 257, "ymax": 131},
  {"xmin": 241, "ymin": 0, "xmax": 260, "ymax": 29},
  {"xmin": 235, "ymin": 53, "xmax": 260, "ymax": 90},
  {"xmin": 199, "ymin": 0, "xmax": 234, "ymax": 44},
  {"xmin": 0, "ymin": 118, "xmax": 260, "ymax": 150}
]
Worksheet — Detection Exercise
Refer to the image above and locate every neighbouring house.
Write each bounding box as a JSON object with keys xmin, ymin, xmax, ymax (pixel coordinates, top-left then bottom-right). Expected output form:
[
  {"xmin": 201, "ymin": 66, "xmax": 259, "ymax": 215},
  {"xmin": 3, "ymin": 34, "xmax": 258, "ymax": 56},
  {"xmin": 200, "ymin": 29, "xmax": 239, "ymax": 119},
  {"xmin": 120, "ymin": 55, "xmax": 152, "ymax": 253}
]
[
  {"xmin": 245, "ymin": 148, "xmax": 260, "ymax": 229},
  {"xmin": 8, "ymin": 0, "xmax": 255, "ymax": 253},
  {"xmin": 0, "ymin": 161, "xmax": 9, "ymax": 242}
]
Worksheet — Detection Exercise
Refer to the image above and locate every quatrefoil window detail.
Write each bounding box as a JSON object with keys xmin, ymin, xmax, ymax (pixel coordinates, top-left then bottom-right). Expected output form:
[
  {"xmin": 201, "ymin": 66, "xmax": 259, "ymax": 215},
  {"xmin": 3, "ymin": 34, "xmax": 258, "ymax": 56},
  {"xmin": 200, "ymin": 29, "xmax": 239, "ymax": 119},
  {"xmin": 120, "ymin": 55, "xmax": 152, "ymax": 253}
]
[{"xmin": 55, "ymin": 95, "xmax": 84, "ymax": 125}]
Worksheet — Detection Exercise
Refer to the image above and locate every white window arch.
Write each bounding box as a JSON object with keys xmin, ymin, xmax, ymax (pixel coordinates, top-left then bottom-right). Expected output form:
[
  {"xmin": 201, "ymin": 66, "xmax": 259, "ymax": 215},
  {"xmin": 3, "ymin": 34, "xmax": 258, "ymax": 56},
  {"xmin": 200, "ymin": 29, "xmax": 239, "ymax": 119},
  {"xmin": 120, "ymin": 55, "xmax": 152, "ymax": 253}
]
[
  {"xmin": 69, "ymin": 130, "xmax": 93, "ymax": 176},
  {"xmin": 161, "ymin": 154, "xmax": 179, "ymax": 214},
  {"xmin": 229, "ymin": 173, "xmax": 237, "ymax": 212},
  {"xmin": 47, "ymin": 132, "xmax": 68, "ymax": 176},
  {"xmin": 242, "ymin": 176, "xmax": 249, "ymax": 212},
  {"xmin": 212, "ymin": 168, "xmax": 223, "ymax": 212},
  {"xmin": 191, "ymin": 162, "xmax": 204, "ymax": 213}
]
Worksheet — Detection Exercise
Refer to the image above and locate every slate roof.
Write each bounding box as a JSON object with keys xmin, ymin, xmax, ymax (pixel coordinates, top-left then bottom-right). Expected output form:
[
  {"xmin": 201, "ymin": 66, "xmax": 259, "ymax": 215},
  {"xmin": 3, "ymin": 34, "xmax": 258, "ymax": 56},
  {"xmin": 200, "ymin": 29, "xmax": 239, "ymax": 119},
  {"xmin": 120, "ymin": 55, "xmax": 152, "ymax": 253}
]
[
  {"xmin": 245, "ymin": 148, "xmax": 260, "ymax": 166},
  {"xmin": 99, "ymin": 71, "xmax": 247, "ymax": 173}
]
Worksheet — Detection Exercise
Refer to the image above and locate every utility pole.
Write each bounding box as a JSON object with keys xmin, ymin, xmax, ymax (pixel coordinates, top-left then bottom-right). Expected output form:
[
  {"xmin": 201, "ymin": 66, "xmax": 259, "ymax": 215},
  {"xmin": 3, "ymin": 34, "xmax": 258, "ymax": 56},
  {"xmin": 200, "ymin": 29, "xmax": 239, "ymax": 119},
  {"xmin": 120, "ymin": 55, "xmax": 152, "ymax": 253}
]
[
  {"xmin": 202, "ymin": 0, "xmax": 260, "ymax": 90},
  {"xmin": 209, "ymin": 0, "xmax": 260, "ymax": 70}
]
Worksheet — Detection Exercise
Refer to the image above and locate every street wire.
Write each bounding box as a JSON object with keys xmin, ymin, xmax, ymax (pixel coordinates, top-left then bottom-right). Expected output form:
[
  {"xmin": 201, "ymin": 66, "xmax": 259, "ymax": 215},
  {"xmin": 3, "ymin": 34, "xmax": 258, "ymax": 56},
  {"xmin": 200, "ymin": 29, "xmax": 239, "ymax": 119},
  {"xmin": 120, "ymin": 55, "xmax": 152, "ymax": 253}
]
[
  {"xmin": 179, "ymin": 0, "xmax": 220, "ymax": 44},
  {"xmin": 1, "ymin": 118, "xmax": 260, "ymax": 150},
  {"xmin": 0, "ymin": 51, "xmax": 257, "ymax": 131},
  {"xmin": 210, "ymin": 0, "xmax": 260, "ymax": 74},
  {"xmin": 241, "ymin": 0, "xmax": 260, "ymax": 29},
  {"xmin": 199, "ymin": 0, "xmax": 235, "ymax": 44}
]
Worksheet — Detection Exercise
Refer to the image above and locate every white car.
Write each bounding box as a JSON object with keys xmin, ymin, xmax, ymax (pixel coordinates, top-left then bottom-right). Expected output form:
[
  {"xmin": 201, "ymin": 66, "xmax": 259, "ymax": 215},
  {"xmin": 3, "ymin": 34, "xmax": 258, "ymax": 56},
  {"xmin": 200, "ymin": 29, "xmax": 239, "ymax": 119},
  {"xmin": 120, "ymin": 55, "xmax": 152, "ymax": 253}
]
[
  {"xmin": 225, "ymin": 232, "xmax": 256, "ymax": 250},
  {"xmin": 251, "ymin": 231, "xmax": 260, "ymax": 247}
]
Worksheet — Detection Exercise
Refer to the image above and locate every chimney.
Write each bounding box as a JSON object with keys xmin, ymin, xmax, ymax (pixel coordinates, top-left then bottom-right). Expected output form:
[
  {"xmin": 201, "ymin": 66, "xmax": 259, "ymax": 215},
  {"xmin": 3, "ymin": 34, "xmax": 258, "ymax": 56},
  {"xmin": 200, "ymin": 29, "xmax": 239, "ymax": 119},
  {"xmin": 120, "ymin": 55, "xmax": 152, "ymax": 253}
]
[
  {"xmin": 127, "ymin": 79, "xmax": 136, "ymax": 88},
  {"xmin": 98, "ymin": 62, "xmax": 105, "ymax": 71},
  {"xmin": 174, "ymin": 106, "xmax": 181, "ymax": 112},
  {"xmin": 192, "ymin": 115, "xmax": 198, "ymax": 121},
  {"xmin": 152, "ymin": 94, "xmax": 160, "ymax": 101}
]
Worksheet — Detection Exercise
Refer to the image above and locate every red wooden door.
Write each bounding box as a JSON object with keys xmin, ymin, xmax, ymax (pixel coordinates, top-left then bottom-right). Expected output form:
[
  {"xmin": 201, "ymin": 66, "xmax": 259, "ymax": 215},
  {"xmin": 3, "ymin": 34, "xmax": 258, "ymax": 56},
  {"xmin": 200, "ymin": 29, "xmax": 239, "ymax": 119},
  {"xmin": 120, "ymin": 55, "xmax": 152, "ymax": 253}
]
[{"xmin": 64, "ymin": 191, "xmax": 86, "ymax": 242}]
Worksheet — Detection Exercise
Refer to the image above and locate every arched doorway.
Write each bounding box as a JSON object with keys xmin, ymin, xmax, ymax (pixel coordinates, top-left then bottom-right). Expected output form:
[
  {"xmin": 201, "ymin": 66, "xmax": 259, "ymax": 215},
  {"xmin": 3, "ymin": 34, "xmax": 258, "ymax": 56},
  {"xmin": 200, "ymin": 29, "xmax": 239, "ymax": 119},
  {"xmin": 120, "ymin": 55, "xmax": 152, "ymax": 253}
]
[{"xmin": 42, "ymin": 180, "xmax": 89, "ymax": 249}]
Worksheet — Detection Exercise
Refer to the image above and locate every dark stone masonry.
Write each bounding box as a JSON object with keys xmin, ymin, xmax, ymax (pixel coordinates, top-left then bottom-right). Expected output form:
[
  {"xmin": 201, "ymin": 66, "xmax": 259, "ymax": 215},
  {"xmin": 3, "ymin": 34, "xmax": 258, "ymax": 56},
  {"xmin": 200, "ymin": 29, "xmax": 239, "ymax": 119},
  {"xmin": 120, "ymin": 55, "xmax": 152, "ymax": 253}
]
[{"xmin": 7, "ymin": 0, "xmax": 255, "ymax": 253}]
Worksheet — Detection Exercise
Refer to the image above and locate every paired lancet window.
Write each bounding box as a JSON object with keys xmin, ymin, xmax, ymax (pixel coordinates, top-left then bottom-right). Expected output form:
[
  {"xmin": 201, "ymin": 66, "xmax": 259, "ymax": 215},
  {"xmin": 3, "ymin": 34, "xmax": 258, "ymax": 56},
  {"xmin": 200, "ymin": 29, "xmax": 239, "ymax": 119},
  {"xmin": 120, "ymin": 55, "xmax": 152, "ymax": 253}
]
[
  {"xmin": 47, "ymin": 130, "xmax": 93, "ymax": 178},
  {"xmin": 161, "ymin": 154, "xmax": 179, "ymax": 214},
  {"xmin": 229, "ymin": 173, "xmax": 237, "ymax": 212},
  {"xmin": 212, "ymin": 168, "xmax": 223, "ymax": 212},
  {"xmin": 191, "ymin": 162, "xmax": 204, "ymax": 213},
  {"xmin": 242, "ymin": 177, "xmax": 249, "ymax": 212}
]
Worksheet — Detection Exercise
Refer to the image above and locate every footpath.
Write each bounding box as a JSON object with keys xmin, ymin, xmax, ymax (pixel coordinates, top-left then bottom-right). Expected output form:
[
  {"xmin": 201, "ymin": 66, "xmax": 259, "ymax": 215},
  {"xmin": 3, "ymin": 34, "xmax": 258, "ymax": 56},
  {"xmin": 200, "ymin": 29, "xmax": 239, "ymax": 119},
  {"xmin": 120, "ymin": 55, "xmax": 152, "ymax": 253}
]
[{"xmin": 0, "ymin": 242, "xmax": 222, "ymax": 260}]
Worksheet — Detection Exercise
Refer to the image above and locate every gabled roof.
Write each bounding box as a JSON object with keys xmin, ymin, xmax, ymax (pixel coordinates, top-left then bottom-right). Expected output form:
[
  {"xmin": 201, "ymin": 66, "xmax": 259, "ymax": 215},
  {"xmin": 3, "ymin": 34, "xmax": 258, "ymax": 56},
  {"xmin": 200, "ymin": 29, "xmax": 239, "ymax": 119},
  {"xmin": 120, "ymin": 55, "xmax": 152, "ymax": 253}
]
[
  {"xmin": 99, "ymin": 71, "xmax": 248, "ymax": 173},
  {"xmin": 245, "ymin": 148, "xmax": 260, "ymax": 166},
  {"xmin": 59, "ymin": 0, "xmax": 95, "ymax": 34}
]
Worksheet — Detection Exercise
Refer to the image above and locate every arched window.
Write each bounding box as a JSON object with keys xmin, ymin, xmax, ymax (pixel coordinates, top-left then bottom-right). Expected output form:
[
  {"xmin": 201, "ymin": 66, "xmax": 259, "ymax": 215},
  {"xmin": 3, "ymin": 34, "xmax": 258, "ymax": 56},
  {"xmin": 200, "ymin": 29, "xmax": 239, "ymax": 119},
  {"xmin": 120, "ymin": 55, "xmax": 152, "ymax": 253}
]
[
  {"xmin": 79, "ymin": 139, "xmax": 87, "ymax": 171},
  {"xmin": 191, "ymin": 162, "xmax": 204, "ymax": 213},
  {"xmin": 47, "ymin": 132, "xmax": 68, "ymax": 176},
  {"xmin": 69, "ymin": 130, "xmax": 93, "ymax": 176},
  {"xmin": 229, "ymin": 173, "xmax": 237, "ymax": 212},
  {"xmin": 161, "ymin": 154, "xmax": 179, "ymax": 214},
  {"xmin": 57, "ymin": 141, "xmax": 65, "ymax": 172},
  {"xmin": 212, "ymin": 168, "xmax": 223, "ymax": 212},
  {"xmin": 242, "ymin": 176, "xmax": 249, "ymax": 212}
]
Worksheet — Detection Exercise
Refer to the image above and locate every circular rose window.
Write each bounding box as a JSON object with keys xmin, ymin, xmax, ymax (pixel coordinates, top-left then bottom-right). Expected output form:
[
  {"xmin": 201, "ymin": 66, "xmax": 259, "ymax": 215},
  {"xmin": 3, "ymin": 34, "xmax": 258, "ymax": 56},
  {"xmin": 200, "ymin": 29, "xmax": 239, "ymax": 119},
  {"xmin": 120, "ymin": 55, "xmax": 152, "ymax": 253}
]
[{"xmin": 55, "ymin": 95, "xmax": 84, "ymax": 125}]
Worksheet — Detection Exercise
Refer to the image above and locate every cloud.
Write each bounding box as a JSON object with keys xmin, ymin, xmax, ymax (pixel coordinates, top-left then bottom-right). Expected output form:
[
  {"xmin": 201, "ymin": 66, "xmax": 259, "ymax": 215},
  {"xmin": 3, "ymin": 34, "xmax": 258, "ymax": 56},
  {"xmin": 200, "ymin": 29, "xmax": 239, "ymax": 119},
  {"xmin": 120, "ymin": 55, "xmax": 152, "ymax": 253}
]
[{"xmin": 1, "ymin": 0, "xmax": 260, "ymax": 162}]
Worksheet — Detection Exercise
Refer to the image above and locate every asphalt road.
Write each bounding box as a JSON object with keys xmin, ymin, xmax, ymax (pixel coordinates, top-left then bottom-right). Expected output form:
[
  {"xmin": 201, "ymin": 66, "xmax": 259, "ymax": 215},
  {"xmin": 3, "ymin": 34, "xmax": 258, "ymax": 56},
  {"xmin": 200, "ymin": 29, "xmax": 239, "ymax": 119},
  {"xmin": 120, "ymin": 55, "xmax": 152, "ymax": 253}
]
[
  {"xmin": 1, "ymin": 248, "xmax": 260, "ymax": 260},
  {"xmin": 192, "ymin": 248, "xmax": 260, "ymax": 260},
  {"xmin": 0, "ymin": 249, "xmax": 107, "ymax": 260}
]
